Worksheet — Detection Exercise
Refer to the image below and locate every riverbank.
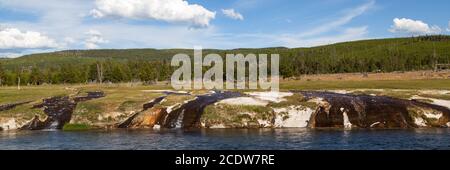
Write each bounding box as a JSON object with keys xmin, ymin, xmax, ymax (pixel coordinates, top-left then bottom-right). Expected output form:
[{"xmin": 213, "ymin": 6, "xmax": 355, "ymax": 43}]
[{"xmin": 1, "ymin": 80, "xmax": 450, "ymax": 131}]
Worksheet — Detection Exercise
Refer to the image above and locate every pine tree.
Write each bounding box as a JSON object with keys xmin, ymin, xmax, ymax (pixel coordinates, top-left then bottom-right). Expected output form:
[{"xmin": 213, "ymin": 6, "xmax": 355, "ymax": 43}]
[
  {"xmin": 0, "ymin": 62, "xmax": 4, "ymax": 86},
  {"xmin": 30, "ymin": 67, "xmax": 43, "ymax": 85},
  {"xmin": 0, "ymin": 63, "xmax": 5, "ymax": 86}
]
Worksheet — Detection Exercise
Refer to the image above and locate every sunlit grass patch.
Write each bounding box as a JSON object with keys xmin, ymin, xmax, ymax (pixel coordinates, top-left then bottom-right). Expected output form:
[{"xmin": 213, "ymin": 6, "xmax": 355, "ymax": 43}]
[{"xmin": 63, "ymin": 123, "xmax": 93, "ymax": 131}]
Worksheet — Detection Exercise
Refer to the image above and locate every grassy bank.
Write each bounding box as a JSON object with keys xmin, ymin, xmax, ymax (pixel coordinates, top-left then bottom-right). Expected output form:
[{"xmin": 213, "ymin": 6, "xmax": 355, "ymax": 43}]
[
  {"xmin": 280, "ymin": 79, "xmax": 450, "ymax": 90},
  {"xmin": 62, "ymin": 123, "xmax": 93, "ymax": 131}
]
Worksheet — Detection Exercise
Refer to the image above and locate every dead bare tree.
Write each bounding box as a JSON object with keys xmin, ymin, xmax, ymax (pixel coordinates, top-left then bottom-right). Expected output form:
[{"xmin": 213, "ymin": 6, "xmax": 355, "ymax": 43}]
[
  {"xmin": 96, "ymin": 63, "xmax": 103, "ymax": 84},
  {"xmin": 17, "ymin": 66, "xmax": 24, "ymax": 90}
]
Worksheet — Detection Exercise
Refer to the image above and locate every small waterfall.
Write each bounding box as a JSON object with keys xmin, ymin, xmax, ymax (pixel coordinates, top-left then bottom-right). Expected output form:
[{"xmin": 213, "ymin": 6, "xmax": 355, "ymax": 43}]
[
  {"xmin": 48, "ymin": 121, "xmax": 59, "ymax": 129},
  {"xmin": 298, "ymin": 91, "xmax": 450, "ymax": 128},
  {"xmin": 343, "ymin": 112, "xmax": 352, "ymax": 128},
  {"xmin": 20, "ymin": 92, "xmax": 105, "ymax": 131},
  {"xmin": 175, "ymin": 110, "xmax": 185, "ymax": 128},
  {"xmin": 160, "ymin": 91, "xmax": 241, "ymax": 129}
]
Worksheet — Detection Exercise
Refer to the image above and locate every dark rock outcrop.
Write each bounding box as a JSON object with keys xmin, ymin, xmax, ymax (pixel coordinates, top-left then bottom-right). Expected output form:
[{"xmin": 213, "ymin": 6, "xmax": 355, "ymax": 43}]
[
  {"xmin": 160, "ymin": 91, "xmax": 242, "ymax": 129},
  {"xmin": 74, "ymin": 91, "xmax": 105, "ymax": 102},
  {"xmin": 19, "ymin": 115, "xmax": 47, "ymax": 130},
  {"xmin": 0, "ymin": 101, "xmax": 32, "ymax": 112},
  {"xmin": 298, "ymin": 91, "xmax": 450, "ymax": 128},
  {"xmin": 118, "ymin": 91, "xmax": 241, "ymax": 129},
  {"xmin": 20, "ymin": 91, "xmax": 105, "ymax": 130},
  {"xmin": 21, "ymin": 96, "xmax": 76, "ymax": 130}
]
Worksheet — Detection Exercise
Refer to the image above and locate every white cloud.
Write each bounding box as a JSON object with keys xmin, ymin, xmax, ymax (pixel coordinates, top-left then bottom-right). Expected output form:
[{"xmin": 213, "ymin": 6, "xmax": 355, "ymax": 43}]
[
  {"xmin": 89, "ymin": 9, "xmax": 105, "ymax": 18},
  {"xmin": 0, "ymin": 26, "xmax": 58, "ymax": 50},
  {"xmin": 0, "ymin": 0, "xmax": 378, "ymax": 56},
  {"xmin": 222, "ymin": 9, "xmax": 244, "ymax": 20},
  {"xmin": 277, "ymin": 26, "xmax": 369, "ymax": 47},
  {"xmin": 264, "ymin": 0, "xmax": 374, "ymax": 47},
  {"xmin": 389, "ymin": 18, "xmax": 441, "ymax": 35},
  {"xmin": 298, "ymin": 0, "xmax": 375, "ymax": 38},
  {"xmin": 84, "ymin": 30, "xmax": 108, "ymax": 49},
  {"xmin": 447, "ymin": 21, "xmax": 450, "ymax": 32},
  {"xmin": 90, "ymin": 0, "xmax": 216, "ymax": 27}
]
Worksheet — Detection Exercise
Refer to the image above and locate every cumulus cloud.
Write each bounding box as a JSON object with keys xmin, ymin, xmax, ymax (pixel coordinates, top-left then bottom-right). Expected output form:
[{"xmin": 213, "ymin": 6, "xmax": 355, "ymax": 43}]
[
  {"xmin": 222, "ymin": 9, "xmax": 244, "ymax": 20},
  {"xmin": 84, "ymin": 30, "xmax": 108, "ymax": 49},
  {"xmin": 389, "ymin": 18, "xmax": 441, "ymax": 35},
  {"xmin": 0, "ymin": 26, "xmax": 58, "ymax": 50},
  {"xmin": 90, "ymin": 0, "xmax": 216, "ymax": 27}
]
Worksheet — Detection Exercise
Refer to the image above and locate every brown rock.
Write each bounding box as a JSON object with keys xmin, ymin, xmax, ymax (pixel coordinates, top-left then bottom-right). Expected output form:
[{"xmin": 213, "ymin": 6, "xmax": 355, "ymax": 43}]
[{"xmin": 122, "ymin": 108, "xmax": 167, "ymax": 128}]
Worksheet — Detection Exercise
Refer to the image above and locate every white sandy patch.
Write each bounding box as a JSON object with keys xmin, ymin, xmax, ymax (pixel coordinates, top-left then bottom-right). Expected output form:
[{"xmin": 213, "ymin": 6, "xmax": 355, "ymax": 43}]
[
  {"xmin": 273, "ymin": 106, "xmax": 314, "ymax": 128},
  {"xmin": 238, "ymin": 112, "xmax": 256, "ymax": 117},
  {"xmin": 327, "ymin": 90, "xmax": 353, "ymax": 94},
  {"xmin": 411, "ymin": 95, "xmax": 450, "ymax": 109},
  {"xmin": 246, "ymin": 91, "xmax": 293, "ymax": 103},
  {"xmin": 447, "ymin": 122, "xmax": 450, "ymax": 127},
  {"xmin": 370, "ymin": 122, "xmax": 381, "ymax": 128},
  {"xmin": 414, "ymin": 117, "xmax": 427, "ymax": 127},
  {"xmin": 424, "ymin": 113, "xmax": 443, "ymax": 119},
  {"xmin": 210, "ymin": 124, "xmax": 226, "ymax": 129},
  {"xmin": 307, "ymin": 97, "xmax": 327, "ymax": 106},
  {"xmin": 218, "ymin": 97, "xmax": 268, "ymax": 106},
  {"xmin": 166, "ymin": 103, "xmax": 182, "ymax": 114},
  {"xmin": 257, "ymin": 119, "xmax": 271, "ymax": 127},
  {"xmin": 0, "ymin": 118, "xmax": 18, "ymax": 131},
  {"xmin": 182, "ymin": 97, "xmax": 198, "ymax": 104},
  {"xmin": 98, "ymin": 112, "xmax": 125, "ymax": 121},
  {"xmin": 419, "ymin": 90, "xmax": 450, "ymax": 95},
  {"xmin": 153, "ymin": 124, "xmax": 161, "ymax": 130},
  {"xmin": 200, "ymin": 121, "xmax": 206, "ymax": 128}
]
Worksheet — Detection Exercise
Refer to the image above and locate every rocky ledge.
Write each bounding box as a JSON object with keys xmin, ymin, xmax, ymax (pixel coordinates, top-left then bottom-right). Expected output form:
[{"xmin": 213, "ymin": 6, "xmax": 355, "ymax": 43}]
[
  {"xmin": 116, "ymin": 90, "xmax": 450, "ymax": 130},
  {"xmin": 1, "ymin": 91, "xmax": 105, "ymax": 131},
  {"xmin": 1, "ymin": 90, "xmax": 449, "ymax": 131}
]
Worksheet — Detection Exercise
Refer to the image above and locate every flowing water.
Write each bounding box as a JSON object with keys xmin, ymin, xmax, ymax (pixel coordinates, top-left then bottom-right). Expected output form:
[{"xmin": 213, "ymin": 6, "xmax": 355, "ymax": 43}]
[{"xmin": 1, "ymin": 128, "xmax": 450, "ymax": 150}]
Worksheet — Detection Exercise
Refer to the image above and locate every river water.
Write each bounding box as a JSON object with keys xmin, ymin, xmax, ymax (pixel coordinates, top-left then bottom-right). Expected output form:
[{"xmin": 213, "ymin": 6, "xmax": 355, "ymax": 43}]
[{"xmin": 1, "ymin": 128, "xmax": 450, "ymax": 150}]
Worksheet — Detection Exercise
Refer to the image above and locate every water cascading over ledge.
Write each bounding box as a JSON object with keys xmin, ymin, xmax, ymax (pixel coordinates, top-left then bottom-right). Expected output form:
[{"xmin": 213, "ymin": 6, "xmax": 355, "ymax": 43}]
[
  {"xmin": 297, "ymin": 91, "xmax": 450, "ymax": 128},
  {"xmin": 20, "ymin": 91, "xmax": 105, "ymax": 130}
]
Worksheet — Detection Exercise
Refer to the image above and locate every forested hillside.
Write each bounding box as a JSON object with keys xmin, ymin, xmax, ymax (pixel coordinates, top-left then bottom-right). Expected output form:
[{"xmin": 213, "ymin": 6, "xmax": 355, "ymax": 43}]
[{"xmin": 0, "ymin": 35, "xmax": 449, "ymax": 86}]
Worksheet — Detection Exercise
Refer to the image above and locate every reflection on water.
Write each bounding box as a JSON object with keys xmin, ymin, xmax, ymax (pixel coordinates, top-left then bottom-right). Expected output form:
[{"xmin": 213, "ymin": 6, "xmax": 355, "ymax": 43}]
[{"xmin": 1, "ymin": 128, "xmax": 450, "ymax": 150}]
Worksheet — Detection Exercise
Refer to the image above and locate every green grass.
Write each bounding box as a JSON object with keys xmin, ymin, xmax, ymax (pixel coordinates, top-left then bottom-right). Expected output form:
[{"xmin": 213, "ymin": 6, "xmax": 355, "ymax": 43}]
[
  {"xmin": 280, "ymin": 79, "xmax": 450, "ymax": 90},
  {"xmin": 202, "ymin": 104, "xmax": 274, "ymax": 126},
  {"xmin": 0, "ymin": 84, "xmax": 169, "ymax": 123},
  {"xmin": 419, "ymin": 94, "xmax": 450, "ymax": 100},
  {"xmin": 268, "ymin": 93, "xmax": 317, "ymax": 109},
  {"xmin": 0, "ymin": 102, "xmax": 45, "ymax": 121},
  {"xmin": 0, "ymin": 85, "xmax": 71, "ymax": 105},
  {"xmin": 62, "ymin": 123, "xmax": 93, "ymax": 131},
  {"xmin": 71, "ymin": 85, "xmax": 166, "ymax": 123}
]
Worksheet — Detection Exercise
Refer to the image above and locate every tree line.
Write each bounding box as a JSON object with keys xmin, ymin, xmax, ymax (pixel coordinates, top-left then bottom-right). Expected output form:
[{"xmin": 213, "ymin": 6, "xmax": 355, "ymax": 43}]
[
  {"xmin": 1, "ymin": 36, "xmax": 450, "ymax": 86},
  {"xmin": 0, "ymin": 60, "xmax": 173, "ymax": 86}
]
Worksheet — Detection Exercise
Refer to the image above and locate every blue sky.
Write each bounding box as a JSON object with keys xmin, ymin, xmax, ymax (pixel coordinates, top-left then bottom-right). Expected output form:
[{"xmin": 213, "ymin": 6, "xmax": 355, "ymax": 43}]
[{"xmin": 0, "ymin": 0, "xmax": 449, "ymax": 57}]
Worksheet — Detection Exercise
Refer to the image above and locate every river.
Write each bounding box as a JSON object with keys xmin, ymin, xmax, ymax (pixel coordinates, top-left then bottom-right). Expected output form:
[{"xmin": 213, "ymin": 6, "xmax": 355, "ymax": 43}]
[{"xmin": 1, "ymin": 128, "xmax": 450, "ymax": 150}]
